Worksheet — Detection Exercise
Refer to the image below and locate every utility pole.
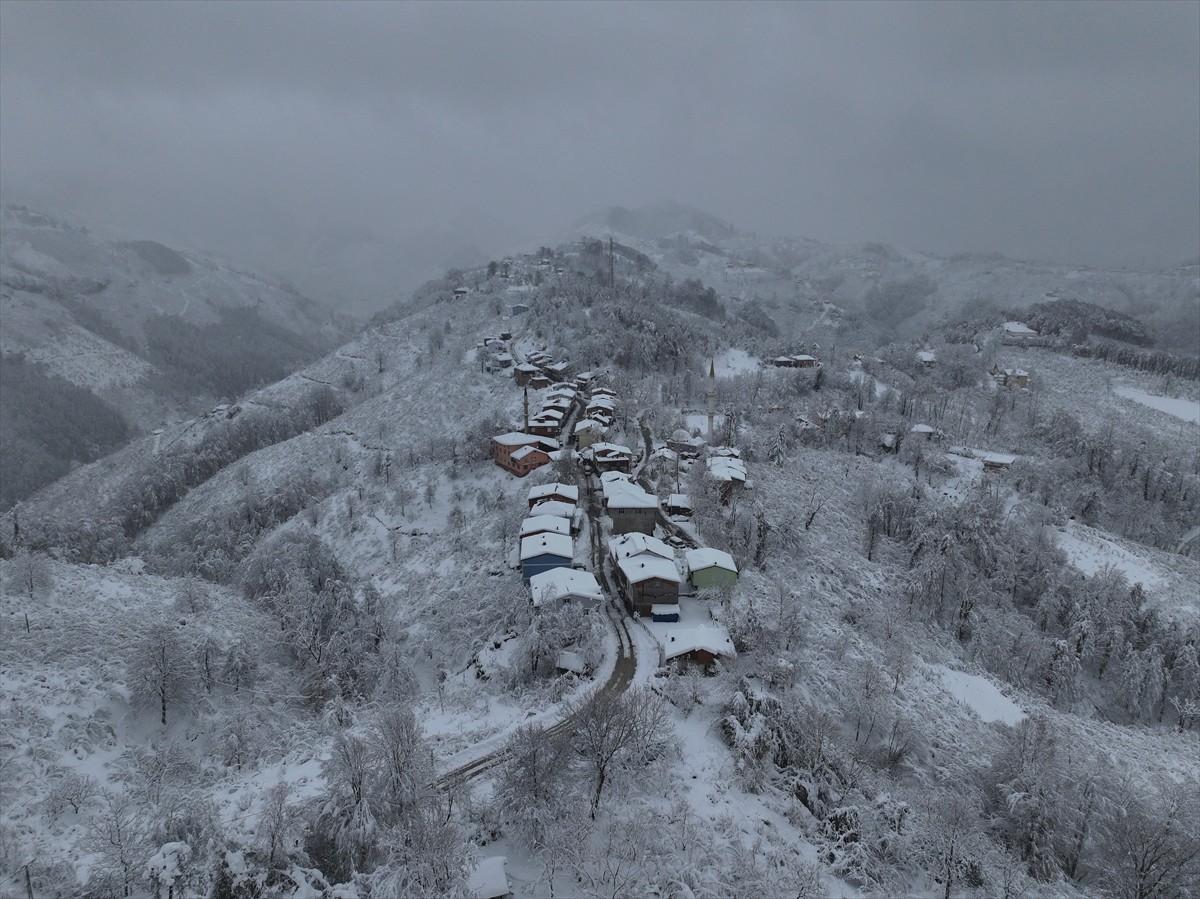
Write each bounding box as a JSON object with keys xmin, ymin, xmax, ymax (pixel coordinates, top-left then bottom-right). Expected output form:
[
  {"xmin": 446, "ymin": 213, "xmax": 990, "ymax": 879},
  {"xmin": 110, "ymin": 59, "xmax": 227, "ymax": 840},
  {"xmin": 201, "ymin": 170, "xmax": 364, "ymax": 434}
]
[{"xmin": 608, "ymin": 237, "xmax": 615, "ymax": 289}]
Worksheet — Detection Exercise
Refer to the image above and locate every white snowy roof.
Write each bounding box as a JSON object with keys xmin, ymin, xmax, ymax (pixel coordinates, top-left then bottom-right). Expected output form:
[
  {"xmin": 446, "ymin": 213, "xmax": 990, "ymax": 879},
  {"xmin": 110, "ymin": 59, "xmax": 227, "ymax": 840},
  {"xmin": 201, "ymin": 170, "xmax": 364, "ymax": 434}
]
[
  {"xmin": 651, "ymin": 604, "xmax": 680, "ymax": 616},
  {"xmin": 618, "ymin": 555, "xmax": 680, "ymax": 585},
  {"xmin": 917, "ymin": 350, "xmax": 937, "ymax": 362},
  {"xmin": 468, "ymin": 856, "xmax": 510, "ymax": 899},
  {"xmin": 520, "ymin": 532, "xmax": 573, "ymax": 561},
  {"xmin": 493, "ymin": 431, "xmax": 542, "ymax": 447},
  {"xmin": 911, "ymin": 424, "xmax": 936, "ymax": 434},
  {"xmin": 606, "ymin": 489, "xmax": 657, "ymax": 510},
  {"xmin": 555, "ymin": 650, "xmax": 587, "ymax": 674},
  {"xmin": 591, "ymin": 442, "xmax": 633, "ymax": 457},
  {"xmin": 707, "ymin": 456, "xmax": 747, "ymax": 482},
  {"xmin": 515, "ymin": 363, "xmax": 539, "ymax": 373},
  {"xmin": 983, "ymin": 452, "xmax": 1018, "ymax": 466},
  {"xmin": 609, "ymin": 532, "xmax": 675, "ymax": 562},
  {"xmin": 520, "ymin": 515, "xmax": 570, "ymax": 538},
  {"xmin": 667, "ymin": 493, "xmax": 692, "ymax": 509},
  {"xmin": 575, "ymin": 419, "xmax": 598, "ymax": 433},
  {"xmin": 511, "ymin": 445, "xmax": 547, "ymax": 462},
  {"xmin": 792, "ymin": 354, "xmax": 817, "ymax": 362},
  {"xmin": 530, "ymin": 568, "xmax": 603, "ymax": 605},
  {"xmin": 533, "ymin": 408, "xmax": 565, "ymax": 422},
  {"xmin": 528, "ymin": 482, "xmax": 580, "ymax": 503},
  {"xmin": 529, "ymin": 499, "xmax": 576, "ymax": 519},
  {"xmin": 1003, "ymin": 321, "xmax": 1038, "ymax": 335},
  {"xmin": 685, "ymin": 547, "xmax": 737, "ymax": 574},
  {"xmin": 660, "ymin": 624, "xmax": 736, "ymax": 662},
  {"xmin": 600, "ymin": 470, "xmax": 630, "ymax": 485}
]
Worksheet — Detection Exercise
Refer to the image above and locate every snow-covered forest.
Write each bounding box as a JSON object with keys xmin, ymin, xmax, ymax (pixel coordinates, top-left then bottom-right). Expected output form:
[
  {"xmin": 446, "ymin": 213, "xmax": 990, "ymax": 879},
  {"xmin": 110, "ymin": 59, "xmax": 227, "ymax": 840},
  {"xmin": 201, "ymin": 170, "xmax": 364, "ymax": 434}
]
[{"xmin": 2, "ymin": 226, "xmax": 1198, "ymax": 899}]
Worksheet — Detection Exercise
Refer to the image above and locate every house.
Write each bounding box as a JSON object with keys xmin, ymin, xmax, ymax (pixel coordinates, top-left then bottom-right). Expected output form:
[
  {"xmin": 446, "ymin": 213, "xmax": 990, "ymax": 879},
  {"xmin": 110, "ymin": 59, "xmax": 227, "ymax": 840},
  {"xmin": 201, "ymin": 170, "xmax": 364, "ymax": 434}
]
[
  {"xmin": 530, "ymin": 374, "xmax": 553, "ymax": 390},
  {"xmin": 666, "ymin": 493, "xmax": 693, "ymax": 517},
  {"xmin": 575, "ymin": 371, "xmax": 596, "ymax": 390},
  {"xmin": 706, "ymin": 451, "xmax": 747, "ymax": 503},
  {"xmin": 917, "ymin": 350, "xmax": 938, "ymax": 366},
  {"xmin": 602, "ymin": 477, "xmax": 659, "ymax": 534},
  {"xmin": 660, "ymin": 624, "xmax": 736, "ymax": 666},
  {"xmin": 510, "ymin": 303, "xmax": 529, "ymax": 315},
  {"xmin": 520, "ymin": 532, "xmax": 573, "ymax": 583},
  {"xmin": 453, "ymin": 287, "xmax": 470, "ymax": 299},
  {"xmin": 769, "ymin": 354, "xmax": 820, "ymax": 368},
  {"xmin": 585, "ymin": 442, "xmax": 635, "ymax": 474},
  {"xmin": 528, "ymin": 482, "xmax": 580, "ymax": 509},
  {"xmin": 1002, "ymin": 321, "xmax": 1039, "ymax": 342},
  {"xmin": 493, "ymin": 432, "xmax": 545, "ymax": 475},
  {"xmin": 574, "ymin": 418, "xmax": 602, "ymax": 449},
  {"xmin": 685, "ymin": 547, "xmax": 738, "ymax": 592},
  {"xmin": 616, "ymin": 555, "xmax": 681, "ymax": 617},
  {"xmin": 529, "ymin": 568, "xmax": 603, "ymax": 611},
  {"xmin": 983, "ymin": 452, "xmax": 1017, "ymax": 472},
  {"xmin": 509, "ymin": 444, "xmax": 551, "ymax": 476},
  {"xmin": 608, "ymin": 531, "xmax": 675, "ymax": 565},
  {"xmin": 545, "ymin": 361, "xmax": 572, "ymax": 381},
  {"xmin": 992, "ymin": 367, "xmax": 1030, "ymax": 389},
  {"xmin": 493, "ymin": 352, "xmax": 514, "ymax": 369},
  {"xmin": 527, "ymin": 417, "xmax": 563, "ymax": 439},
  {"xmin": 910, "ymin": 424, "xmax": 937, "ymax": 440},
  {"xmin": 520, "ymin": 514, "xmax": 571, "ymax": 539},
  {"xmin": 514, "ymin": 363, "xmax": 540, "ymax": 386}
]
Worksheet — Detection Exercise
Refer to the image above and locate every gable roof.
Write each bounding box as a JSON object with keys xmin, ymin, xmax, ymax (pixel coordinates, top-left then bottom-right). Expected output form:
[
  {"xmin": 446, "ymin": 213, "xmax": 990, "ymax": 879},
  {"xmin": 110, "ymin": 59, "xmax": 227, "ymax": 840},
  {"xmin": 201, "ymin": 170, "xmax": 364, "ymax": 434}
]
[
  {"xmin": 617, "ymin": 555, "xmax": 680, "ymax": 585},
  {"xmin": 529, "ymin": 482, "xmax": 580, "ymax": 503},
  {"xmin": 660, "ymin": 624, "xmax": 736, "ymax": 661},
  {"xmin": 493, "ymin": 431, "xmax": 542, "ymax": 447},
  {"xmin": 529, "ymin": 568, "xmax": 603, "ymax": 605},
  {"xmin": 520, "ymin": 515, "xmax": 571, "ymax": 537},
  {"xmin": 520, "ymin": 532, "xmax": 573, "ymax": 561},
  {"xmin": 609, "ymin": 532, "xmax": 674, "ymax": 562},
  {"xmin": 529, "ymin": 499, "xmax": 576, "ymax": 519},
  {"xmin": 685, "ymin": 547, "xmax": 738, "ymax": 574},
  {"xmin": 707, "ymin": 456, "xmax": 747, "ymax": 483},
  {"xmin": 511, "ymin": 445, "xmax": 548, "ymax": 462}
]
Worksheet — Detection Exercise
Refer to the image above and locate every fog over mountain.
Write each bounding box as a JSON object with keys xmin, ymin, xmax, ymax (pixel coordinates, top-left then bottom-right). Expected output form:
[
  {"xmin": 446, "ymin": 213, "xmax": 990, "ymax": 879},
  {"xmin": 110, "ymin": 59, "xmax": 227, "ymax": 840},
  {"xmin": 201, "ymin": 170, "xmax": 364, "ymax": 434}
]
[{"xmin": 2, "ymin": 1, "xmax": 1198, "ymax": 315}]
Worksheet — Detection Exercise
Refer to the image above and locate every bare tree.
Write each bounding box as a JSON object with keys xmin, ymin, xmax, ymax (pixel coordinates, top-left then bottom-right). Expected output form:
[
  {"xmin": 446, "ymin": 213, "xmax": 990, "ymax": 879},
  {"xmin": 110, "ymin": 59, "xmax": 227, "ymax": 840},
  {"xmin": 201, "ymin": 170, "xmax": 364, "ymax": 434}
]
[
  {"xmin": 564, "ymin": 686, "xmax": 675, "ymax": 818},
  {"xmin": 1097, "ymin": 787, "xmax": 1200, "ymax": 899},
  {"xmin": 128, "ymin": 623, "xmax": 195, "ymax": 727}
]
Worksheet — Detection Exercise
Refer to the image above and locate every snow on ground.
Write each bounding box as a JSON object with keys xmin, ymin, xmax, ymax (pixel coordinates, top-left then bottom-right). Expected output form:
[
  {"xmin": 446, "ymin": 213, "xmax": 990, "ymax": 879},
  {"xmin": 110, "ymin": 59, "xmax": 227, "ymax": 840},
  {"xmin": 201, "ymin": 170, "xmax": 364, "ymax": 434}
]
[
  {"xmin": 1113, "ymin": 385, "xmax": 1200, "ymax": 425},
  {"xmin": 684, "ymin": 412, "xmax": 724, "ymax": 434},
  {"xmin": 928, "ymin": 664, "xmax": 1025, "ymax": 726},
  {"xmin": 1055, "ymin": 520, "xmax": 1166, "ymax": 588},
  {"xmin": 713, "ymin": 347, "xmax": 760, "ymax": 377}
]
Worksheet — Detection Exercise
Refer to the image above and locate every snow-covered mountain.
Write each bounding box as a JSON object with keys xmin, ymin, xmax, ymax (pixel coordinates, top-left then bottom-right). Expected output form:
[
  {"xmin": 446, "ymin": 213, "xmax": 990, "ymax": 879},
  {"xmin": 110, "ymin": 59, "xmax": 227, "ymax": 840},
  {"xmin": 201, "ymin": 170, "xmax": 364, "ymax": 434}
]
[
  {"xmin": 3, "ymin": 218, "xmax": 1199, "ymax": 897},
  {"xmin": 0, "ymin": 205, "xmax": 348, "ymax": 508},
  {"xmin": 567, "ymin": 201, "xmax": 1200, "ymax": 353}
]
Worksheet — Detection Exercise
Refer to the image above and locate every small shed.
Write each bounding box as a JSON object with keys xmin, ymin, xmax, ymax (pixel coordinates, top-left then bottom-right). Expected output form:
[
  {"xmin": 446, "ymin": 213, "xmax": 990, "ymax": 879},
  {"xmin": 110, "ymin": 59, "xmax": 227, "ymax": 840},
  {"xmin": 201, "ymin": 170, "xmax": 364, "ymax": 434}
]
[
  {"xmin": 685, "ymin": 547, "xmax": 738, "ymax": 592},
  {"xmin": 520, "ymin": 533, "xmax": 574, "ymax": 583},
  {"xmin": 910, "ymin": 424, "xmax": 936, "ymax": 440},
  {"xmin": 660, "ymin": 625, "xmax": 736, "ymax": 667},
  {"xmin": 510, "ymin": 303, "xmax": 529, "ymax": 315},
  {"xmin": 983, "ymin": 452, "xmax": 1017, "ymax": 472},
  {"xmin": 917, "ymin": 350, "xmax": 937, "ymax": 366}
]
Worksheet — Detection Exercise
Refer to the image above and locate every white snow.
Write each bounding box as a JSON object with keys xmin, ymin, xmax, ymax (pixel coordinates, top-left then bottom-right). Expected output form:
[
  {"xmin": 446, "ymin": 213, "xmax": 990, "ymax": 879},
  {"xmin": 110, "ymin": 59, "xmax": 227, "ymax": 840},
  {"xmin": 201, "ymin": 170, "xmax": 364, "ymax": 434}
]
[
  {"xmin": 1055, "ymin": 521, "xmax": 1165, "ymax": 589},
  {"xmin": 713, "ymin": 347, "xmax": 760, "ymax": 376},
  {"xmin": 1113, "ymin": 385, "xmax": 1200, "ymax": 424},
  {"xmin": 930, "ymin": 665, "xmax": 1025, "ymax": 726}
]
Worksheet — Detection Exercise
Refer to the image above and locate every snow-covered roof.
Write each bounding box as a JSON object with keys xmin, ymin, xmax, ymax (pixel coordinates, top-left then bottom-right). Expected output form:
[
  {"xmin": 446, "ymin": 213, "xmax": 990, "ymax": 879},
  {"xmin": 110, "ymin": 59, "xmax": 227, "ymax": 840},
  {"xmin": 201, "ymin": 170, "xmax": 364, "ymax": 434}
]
[
  {"xmin": 574, "ymin": 419, "xmax": 598, "ymax": 433},
  {"xmin": 660, "ymin": 624, "xmax": 736, "ymax": 662},
  {"xmin": 917, "ymin": 350, "xmax": 937, "ymax": 363},
  {"xmin": 528, "ymin": 482, "xmax": 580, "ymax": 503},
  {"xmin": 511, "ymin": 445, "xmax": 548, "ymax": 462},
  {"xmin": 618, "ymin": 555, "xmax": 680, "ymax": 585},
  {"xmin": 529, "ymin": 499, "xmax": 576, "ymax": 519},
  {"xmin": 1003, "ymin": 321, "xmax": 1038, "ymax": 336},
  {"xmin": 667, "ymin": 493, "xmax": 692, "ymax": 509},
  {"xmin": 515, "ymin": 363, "xmax": 539, "ymax": 373},
  {"xmin": 610, "ymin": 532, "xmax": 675, "ymax": 562},
  {"xmin": 587, "ymin": 396, "xmax": 616, "ymax": 411},
  {"xmin": 911, "ymin": 424, "xmax": 936, "ymax": 434},
  {"xmin": 532, "ymin": 408, "xmax": 564, "ymax": 422},
  {"xmin": 707, "ymin": 456, "xmax": 747, "ymax": 483},
  {"xmin": 983, "ymin": 452, "xmax": 1018, "ymax": 466},
  {"xmin": 520, "ymin": 515, "xmax": 570, "ymax": 538},
  {"xmin": 468, "ymin": 856, "xmax": 510, "ymax": 899},
  {"xmin": 529, "ymin": 568, "xmax": 603, "ymax": 605},
  {"xmin": 651, "ymin": 604, "xmax": 680, "ymax": 617},
  {"xmin": 590, "ymin": 442, "xmax": 633, "ymax": 458},
  {"xmin": 685, "ymin": 547, "xmax": 737, "ymax": 574},
  {"xmin": 493, "ymin": 431, "xmax": 542, "ymax": 447},
  {"xmin": 606, "ymin": 488, "xmax": 657, "ymax": 510},
  {"xmin": 520, "ymin": 532, "xmax": 573, "ymax": 561},
  {"xmin": 792, "ymin": 354, "xmax": 818, "ymax": 362},
  {"xmin": 555, "ymin": 650, "xmax": 587, "ymax": 674},
  {"xmin": 709, "ymin": 446, "xmax": 741, "ymax": 458}
]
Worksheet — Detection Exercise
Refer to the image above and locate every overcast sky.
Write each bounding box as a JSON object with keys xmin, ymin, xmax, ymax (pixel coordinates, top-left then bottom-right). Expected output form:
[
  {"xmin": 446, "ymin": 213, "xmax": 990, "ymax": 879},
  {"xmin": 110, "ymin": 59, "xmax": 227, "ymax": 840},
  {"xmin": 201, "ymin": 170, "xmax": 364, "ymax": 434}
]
[{"xmin": 2, "ymin": 0, "xmax": 1197, "ymax": 272}]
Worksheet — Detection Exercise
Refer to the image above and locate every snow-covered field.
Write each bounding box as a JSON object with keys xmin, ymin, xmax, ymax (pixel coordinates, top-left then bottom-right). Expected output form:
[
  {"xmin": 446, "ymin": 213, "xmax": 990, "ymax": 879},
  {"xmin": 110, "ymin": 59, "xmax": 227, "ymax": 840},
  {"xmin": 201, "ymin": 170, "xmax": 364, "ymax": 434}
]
[{"xmin": 1113, "ymin": 384, "xmax": 1200, "ymax": 424}]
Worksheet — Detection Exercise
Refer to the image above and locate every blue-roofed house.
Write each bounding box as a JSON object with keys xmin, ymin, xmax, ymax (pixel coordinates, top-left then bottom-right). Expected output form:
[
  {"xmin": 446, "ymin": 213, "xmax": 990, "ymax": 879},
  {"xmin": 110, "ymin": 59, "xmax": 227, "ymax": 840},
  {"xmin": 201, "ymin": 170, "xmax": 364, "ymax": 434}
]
[{"xmin": 520, "ymin": 532, "xmax": 573, "ymax": 583}]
